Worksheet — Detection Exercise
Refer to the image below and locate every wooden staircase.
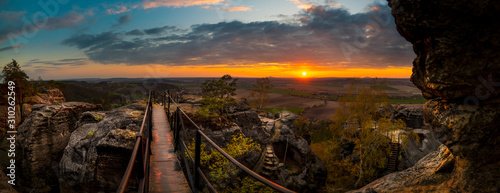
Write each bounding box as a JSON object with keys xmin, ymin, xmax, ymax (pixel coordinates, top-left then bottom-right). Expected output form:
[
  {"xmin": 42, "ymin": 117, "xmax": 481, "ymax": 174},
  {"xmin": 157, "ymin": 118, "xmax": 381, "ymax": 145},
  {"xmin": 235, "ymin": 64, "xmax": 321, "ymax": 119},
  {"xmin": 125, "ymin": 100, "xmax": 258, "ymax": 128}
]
[
  {"xmin": 260, "ymin": 145, "xmax": 280, "ymax": 177},
  {"xmin": 387, "ymin": 142, "xmax": 400, "ymax": 174}
]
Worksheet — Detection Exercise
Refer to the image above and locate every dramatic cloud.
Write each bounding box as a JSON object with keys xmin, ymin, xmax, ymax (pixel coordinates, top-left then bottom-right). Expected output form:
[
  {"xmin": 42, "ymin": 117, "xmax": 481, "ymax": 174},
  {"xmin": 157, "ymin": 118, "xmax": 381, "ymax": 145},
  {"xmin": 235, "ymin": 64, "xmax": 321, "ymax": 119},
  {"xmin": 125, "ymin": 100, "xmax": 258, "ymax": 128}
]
[
  {"xmin": 62, "ymin": 3, "xmax": 414, "ymax": 68},
  {"xmin": 62, "ymin": 31, "xmax": 122, "ymax": 49},
  {"xmin": 142, "ymin": 0, "xmax": 224, "ymax": 9},
  {"xmin": 113, "ymin": 14, "xmax": 131, "ymax": 27},
  {"xmin": 0, "ymin": 45, "xmax": 21, "ymax": 52},
  {"xmin": 26, "ymin": 58, "xmax": 89, "ymax": 66}
]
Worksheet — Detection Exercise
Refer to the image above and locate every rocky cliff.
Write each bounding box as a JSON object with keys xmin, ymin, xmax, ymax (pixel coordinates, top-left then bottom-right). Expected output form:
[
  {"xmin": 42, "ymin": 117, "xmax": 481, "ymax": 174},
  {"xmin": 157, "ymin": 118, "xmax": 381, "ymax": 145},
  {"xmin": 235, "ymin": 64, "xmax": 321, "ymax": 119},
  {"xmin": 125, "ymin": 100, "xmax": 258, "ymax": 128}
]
[
  {"xmin": 354, "ymin": 1, "xmax": 500, "ymax": 192},
  {"xmin": 15, "ymin": 102, "xmax": 102, "ymax": 191},
  {"xmin": 59, "ymin": 103, "xmax": 145, "ymax": 192}
]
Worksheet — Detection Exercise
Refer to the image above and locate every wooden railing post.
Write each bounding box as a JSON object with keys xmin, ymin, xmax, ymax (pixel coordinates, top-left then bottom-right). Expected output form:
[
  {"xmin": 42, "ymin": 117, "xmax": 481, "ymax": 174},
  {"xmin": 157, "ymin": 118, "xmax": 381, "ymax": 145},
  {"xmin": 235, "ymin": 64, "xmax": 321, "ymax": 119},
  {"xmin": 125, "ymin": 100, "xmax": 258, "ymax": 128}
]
[{"xmin": 194, "ymin": 130, "xmax": 201, "ymax": 192}]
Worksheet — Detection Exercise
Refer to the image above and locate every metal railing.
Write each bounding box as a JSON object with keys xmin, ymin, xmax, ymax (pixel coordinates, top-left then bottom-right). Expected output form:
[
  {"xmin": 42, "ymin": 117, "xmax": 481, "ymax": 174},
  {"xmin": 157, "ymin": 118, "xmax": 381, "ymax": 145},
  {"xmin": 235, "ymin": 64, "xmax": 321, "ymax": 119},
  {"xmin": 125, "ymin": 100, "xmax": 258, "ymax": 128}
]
[
  {"xmin": 117, "ymin": 91, "xmax": 154, "ymax": 193},
  {"xmin": 164, "ymin": 90, "xmax": 295, "ymax": 193}
]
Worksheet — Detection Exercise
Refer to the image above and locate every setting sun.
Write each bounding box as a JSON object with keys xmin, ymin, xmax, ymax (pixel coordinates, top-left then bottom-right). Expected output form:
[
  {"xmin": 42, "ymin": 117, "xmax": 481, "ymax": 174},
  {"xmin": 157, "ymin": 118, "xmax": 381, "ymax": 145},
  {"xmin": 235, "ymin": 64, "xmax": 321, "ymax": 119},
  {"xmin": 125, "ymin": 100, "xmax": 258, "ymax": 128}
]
[{"xmin": 302, "ymin": 72, "xmax": 307, "ymax": 76}]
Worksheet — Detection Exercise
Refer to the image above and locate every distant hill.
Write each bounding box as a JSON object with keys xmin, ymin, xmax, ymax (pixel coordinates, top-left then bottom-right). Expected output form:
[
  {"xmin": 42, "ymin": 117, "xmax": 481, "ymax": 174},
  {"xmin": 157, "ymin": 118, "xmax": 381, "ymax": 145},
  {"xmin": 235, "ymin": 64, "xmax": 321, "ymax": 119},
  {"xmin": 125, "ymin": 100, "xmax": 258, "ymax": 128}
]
[{"xmin": 60, "ymin": 81, "xmax": 178, "ymax": 110}]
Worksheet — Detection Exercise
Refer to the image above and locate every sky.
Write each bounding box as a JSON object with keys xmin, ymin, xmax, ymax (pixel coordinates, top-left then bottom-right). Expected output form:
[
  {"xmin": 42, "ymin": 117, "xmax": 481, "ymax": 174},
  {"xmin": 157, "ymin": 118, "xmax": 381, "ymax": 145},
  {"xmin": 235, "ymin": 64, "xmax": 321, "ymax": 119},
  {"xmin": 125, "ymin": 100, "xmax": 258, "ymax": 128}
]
[{"xmin": 0, "ymin": 0, "xmax": 415, "ymax": 80}]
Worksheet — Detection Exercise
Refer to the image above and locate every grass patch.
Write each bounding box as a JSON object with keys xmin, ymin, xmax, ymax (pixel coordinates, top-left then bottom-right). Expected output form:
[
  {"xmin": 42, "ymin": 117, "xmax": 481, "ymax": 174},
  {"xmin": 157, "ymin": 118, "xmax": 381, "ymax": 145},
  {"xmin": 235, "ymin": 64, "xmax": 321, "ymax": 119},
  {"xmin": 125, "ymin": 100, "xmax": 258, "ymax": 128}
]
[
  {"xmin": 262, "ymin": 107, "xmax": 304, "ymax": 115},
  {"xmin": 390, "ymin": 97, "xmax": 427, "ymax": 104}
]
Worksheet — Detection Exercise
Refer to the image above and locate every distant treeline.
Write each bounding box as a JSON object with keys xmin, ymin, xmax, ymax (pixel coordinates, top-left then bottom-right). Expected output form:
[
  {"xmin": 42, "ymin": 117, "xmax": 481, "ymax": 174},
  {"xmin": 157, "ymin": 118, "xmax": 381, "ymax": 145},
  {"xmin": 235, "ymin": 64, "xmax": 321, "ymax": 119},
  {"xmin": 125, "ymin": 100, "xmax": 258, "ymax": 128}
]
[{"xmin": 60, "ymin": 81, "xmax": 178, "ymax": 110}]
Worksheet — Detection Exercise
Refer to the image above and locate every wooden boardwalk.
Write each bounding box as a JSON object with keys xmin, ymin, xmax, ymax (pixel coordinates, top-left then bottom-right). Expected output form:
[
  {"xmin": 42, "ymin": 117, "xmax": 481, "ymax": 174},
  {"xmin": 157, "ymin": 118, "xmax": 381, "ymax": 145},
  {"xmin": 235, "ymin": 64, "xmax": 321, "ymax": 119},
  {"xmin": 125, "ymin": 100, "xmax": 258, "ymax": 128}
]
[{"xmin": 149, "ymin": 104, "xmax": 191, "ymax": 193}]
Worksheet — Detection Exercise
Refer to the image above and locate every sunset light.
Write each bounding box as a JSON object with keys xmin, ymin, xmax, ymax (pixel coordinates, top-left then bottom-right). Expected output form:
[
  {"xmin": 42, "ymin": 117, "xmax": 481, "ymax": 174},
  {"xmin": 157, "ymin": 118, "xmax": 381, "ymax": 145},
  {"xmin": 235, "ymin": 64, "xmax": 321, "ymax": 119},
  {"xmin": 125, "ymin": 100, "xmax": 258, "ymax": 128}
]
[{"xmin": 0, "ymin": 0, "xmax": 415, "ymax": 79}]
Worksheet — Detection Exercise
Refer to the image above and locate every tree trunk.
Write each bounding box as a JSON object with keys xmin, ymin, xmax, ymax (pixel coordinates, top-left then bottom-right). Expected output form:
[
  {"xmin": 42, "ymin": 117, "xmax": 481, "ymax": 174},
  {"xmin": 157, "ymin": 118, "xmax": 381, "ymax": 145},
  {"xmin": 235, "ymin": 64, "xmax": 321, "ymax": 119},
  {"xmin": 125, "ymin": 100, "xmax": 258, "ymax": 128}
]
[{"xmin": 355, "ymin": 147, "xmax": 364, "ymax": 188}]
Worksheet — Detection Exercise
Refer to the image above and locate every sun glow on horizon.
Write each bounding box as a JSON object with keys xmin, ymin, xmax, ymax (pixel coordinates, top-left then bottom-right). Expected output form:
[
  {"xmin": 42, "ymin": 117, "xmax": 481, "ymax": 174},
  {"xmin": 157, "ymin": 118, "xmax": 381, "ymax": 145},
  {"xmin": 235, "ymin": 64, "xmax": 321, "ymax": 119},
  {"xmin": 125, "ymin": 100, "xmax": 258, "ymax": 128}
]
[{"xmin": 302, "ymin": 71, "xmax": 307, "ymax": 76}]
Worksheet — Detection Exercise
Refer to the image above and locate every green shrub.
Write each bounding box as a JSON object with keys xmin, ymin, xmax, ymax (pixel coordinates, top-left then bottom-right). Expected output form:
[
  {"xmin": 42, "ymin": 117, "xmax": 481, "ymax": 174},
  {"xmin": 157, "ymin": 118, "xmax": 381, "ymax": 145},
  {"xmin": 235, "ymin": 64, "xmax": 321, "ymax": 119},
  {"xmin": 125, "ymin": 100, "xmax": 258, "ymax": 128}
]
[
  {"xmin": 93, "ymin": 114, "xmax": 103, "ymax": 121},
  {"xmin": 187, "ymin": 133, "xmax": 271, "ymax": 192}
]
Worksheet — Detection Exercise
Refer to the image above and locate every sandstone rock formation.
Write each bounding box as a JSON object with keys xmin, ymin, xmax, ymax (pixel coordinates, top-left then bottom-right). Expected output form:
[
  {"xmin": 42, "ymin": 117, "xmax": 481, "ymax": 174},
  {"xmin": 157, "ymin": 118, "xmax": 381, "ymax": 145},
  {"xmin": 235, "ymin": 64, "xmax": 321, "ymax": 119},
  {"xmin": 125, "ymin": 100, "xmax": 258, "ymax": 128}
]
[
  {"xmin": 354, "ymin": 0, "xmax": 500, "ymax": 192},
  {"xmin": 257, "ymin": 110, "xmax": 327, "ymax": 192},
  {"xmin": 187, "ymin": 107, "xmax": 327, "ymax": 192},
  {"xmin": 59, "ymin": 103, "xmax": 145, "ymax": 192},
  {"xmin": 0, "ymin": 88, "xmax": 65, "ymax": 136},
  {"xmin": 25, "ymin": 88, "xmax": 66, "ymax": 104},
  {"xmin": 16, "ymin": 102, "xmax": 102, "ymax": 190},
  {"xmin": 348, "ymin": 145, "xmax": 453, "ymax": 193}
]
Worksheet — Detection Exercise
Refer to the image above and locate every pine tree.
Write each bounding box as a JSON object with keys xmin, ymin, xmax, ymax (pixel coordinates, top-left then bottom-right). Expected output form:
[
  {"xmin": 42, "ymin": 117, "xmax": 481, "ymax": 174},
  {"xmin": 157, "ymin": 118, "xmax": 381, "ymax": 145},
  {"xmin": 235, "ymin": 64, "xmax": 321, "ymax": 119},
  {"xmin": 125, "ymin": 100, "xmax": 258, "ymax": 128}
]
[{"xmin": 1, "ymin": 59, "xmax": 30, "ymax": 121}]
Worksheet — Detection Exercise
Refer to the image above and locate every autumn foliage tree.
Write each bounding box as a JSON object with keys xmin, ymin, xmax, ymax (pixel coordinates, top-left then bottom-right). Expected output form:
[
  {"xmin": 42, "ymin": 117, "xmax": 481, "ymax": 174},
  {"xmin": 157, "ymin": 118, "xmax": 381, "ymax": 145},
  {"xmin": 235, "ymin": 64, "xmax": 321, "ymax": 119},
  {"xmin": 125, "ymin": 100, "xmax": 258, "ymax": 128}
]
[
  {"xmin": 249, "ymin": 77, "xmax": 273, "ymax": 110},
  {"xmin": 333, "ymin": 79, "xmax": 407, "ymax": 187}
]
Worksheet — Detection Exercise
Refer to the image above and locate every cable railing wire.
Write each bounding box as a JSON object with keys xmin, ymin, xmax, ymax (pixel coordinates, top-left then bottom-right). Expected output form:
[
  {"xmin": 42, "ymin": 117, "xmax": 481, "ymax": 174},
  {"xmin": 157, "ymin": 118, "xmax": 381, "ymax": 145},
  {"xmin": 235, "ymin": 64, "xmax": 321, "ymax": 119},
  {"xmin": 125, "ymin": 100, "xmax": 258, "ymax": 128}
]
[{"xmin": 164, "ymin": 90, "xmax": 295, "ymax": 193}]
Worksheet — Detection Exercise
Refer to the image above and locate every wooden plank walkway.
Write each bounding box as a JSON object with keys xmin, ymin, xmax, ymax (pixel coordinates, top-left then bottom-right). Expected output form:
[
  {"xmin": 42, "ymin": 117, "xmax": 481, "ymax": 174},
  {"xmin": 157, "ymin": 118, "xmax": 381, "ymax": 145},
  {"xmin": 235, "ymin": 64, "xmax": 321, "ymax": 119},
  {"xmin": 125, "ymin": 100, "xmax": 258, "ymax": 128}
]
[{"xmin": 149, "ymin": 104, "xmax": 191, "ymax": 193}]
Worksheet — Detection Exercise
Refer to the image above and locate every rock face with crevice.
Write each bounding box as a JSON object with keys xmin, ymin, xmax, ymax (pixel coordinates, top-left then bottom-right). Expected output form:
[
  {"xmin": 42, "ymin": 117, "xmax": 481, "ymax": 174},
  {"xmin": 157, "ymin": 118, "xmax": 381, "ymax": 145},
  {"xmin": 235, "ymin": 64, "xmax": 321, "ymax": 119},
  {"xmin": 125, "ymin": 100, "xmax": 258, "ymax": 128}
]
[
  {"xmin": 353, "ymin": 1, "xmax": 500, "ymax": 192},
  {"xmin": 16, "ymin": 102, "xmax": 102, "ymax": 190},
  {"xmin": 59, "ymin": 103, "xmax": 145, "ymax": 192}
]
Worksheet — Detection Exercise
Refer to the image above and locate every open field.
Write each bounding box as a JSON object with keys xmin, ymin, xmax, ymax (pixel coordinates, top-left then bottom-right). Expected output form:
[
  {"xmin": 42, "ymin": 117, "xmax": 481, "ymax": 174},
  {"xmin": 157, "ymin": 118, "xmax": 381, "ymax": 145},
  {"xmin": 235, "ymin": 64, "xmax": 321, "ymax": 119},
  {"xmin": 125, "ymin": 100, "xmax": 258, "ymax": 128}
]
[{"xmin": 62, "ymin": 77, "xmax": 425, "ymax": 120}]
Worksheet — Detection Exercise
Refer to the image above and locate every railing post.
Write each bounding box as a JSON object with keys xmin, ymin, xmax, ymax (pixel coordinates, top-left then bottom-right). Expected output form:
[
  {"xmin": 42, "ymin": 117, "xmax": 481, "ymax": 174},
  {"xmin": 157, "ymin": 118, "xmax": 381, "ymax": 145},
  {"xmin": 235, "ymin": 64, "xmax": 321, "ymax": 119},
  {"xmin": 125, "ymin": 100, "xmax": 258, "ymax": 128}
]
[
  {"xmin": 194, "ymin": 130, "xmax": 201, "ymax": 192},
  {"xmin": 174, "ymin": 107, "xmax": 181, "ymax": 151},
  {"xmin": 167, "ymin": 90, "xmax": 171, "ymax": 118}
]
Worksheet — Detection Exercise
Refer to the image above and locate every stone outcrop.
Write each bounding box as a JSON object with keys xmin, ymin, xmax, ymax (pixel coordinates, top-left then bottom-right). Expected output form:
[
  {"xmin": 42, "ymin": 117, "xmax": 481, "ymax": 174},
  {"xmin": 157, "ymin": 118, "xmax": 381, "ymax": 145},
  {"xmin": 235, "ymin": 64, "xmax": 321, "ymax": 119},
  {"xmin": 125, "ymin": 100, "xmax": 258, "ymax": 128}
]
[
  {"xmin": 25, "ymin": 88, "xmax": 66, "ymax": 104},
  {"xmin": 16, "ymin": 102, "xmax": 102, "ymax": 190},
  {"xmin": 348, "ymin": 145, "xmax": 453, "ymax": 193},
  {"xmin": 354, "ymin": 0, "xmax": 500, "ymax": 192},
  {"xmin": 0, "ymin": 88, "xmax": 66, "ymax": 137},
  {"xmin": 59, "ymin": 103, "xmax": 145, "ymax": 192},
  {"xmin": 393, "ymin": 104, "xmax": 425, "ymax": 129},
  {"xmin": 256, "ymin": 111, "xmax": 327, "ymax": 192}
]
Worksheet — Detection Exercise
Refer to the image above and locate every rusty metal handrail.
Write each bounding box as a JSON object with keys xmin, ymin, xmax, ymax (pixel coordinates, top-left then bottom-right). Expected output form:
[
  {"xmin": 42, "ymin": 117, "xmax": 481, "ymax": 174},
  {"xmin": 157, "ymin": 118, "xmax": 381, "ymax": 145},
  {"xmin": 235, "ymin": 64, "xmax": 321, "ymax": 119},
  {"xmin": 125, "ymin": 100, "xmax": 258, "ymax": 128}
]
[
  {"xmin": 165, "ymin": 90, "xmax": 295, "ymax": 193},
  {"xmin": 117, "ymin": 91, "xmax": 153, "ymax": 193}
]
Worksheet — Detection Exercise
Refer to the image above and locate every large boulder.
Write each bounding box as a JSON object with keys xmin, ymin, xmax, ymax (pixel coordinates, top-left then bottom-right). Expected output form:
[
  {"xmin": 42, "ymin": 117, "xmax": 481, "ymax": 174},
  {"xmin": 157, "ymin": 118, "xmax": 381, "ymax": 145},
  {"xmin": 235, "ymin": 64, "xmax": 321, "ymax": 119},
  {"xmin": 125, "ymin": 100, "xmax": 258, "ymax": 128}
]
[
  {"xmin": 15, "ymin": 102, "xmax": 102, "ymax": 190},
  {"xmin": 393, "ymin": 104, "xmax": 425, "ymax": 129},
  {"xmin": 366, "ymin": 0, "xmax": 500, "ymax": 191},
  {"xmin": 59, "ymin": 103, "xmax": 145, "ymax": 192}
]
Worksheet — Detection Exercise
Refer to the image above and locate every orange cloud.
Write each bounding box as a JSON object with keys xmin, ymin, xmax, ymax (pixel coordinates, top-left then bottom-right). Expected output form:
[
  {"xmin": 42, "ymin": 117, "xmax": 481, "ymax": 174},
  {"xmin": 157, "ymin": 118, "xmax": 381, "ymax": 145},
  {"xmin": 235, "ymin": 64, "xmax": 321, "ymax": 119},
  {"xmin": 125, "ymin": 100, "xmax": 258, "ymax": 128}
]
[
  {"xmin": 142, "ymin": 0, "xmax": 224, "ymax": 9},
  {"xmin": 106, "ymin": 5, "xmax": 131, "ymax": 15},
  {"xmin": 222, "ymin": 6, "xmax": 252, "ymax": 12},
  {"xmin": 288, "ymin": 0, "xmax": 313, "ymax": 9}
]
